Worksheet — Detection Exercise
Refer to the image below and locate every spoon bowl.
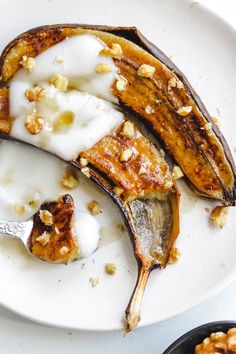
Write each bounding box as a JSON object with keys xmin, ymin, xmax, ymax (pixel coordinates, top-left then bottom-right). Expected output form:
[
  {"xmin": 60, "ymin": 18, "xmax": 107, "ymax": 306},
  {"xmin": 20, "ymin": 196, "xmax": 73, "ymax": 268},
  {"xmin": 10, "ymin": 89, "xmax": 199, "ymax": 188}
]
[{"xmin": 0, "ymin": 194, "xmax": 79, "ymax": 264}]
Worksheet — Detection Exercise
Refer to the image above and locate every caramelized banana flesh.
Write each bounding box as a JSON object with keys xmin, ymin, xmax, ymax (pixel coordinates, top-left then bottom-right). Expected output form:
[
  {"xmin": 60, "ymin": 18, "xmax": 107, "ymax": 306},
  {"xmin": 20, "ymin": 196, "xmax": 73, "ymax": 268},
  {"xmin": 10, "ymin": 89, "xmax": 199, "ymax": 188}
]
[
  {"xmin": 30, "ymin": 194, "xmax": 79, "ymax": 263},
  {"xmin": 80, "ymin": 120, "xmax": 180, "ymax": 266},
  {"xmin": 80, "ymin": 121, "xmax": 180, "ymax": 332}
]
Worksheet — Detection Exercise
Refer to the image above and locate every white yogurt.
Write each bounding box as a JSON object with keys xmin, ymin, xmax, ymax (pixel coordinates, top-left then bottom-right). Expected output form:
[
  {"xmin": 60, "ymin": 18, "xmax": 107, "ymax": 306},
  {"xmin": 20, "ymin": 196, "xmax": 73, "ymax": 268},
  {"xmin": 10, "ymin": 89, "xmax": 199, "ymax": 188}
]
[
  {"xmin": 10, "ymin": 89, "xmax": 123, "ymax": 161},
  {"xmin": 11, "ymin": 34, "xmax": 117, "ymax": 101},
  {"xmin": 74, "ymin": 211, "xmax": 100, "ymax": 258},
  {"xmin": 0, "ymin": 140, "xmax": 100, "ymax": 258},
  {"xmin": 9, "ymin": 34, "xmax": 123, "ymax": 161}
]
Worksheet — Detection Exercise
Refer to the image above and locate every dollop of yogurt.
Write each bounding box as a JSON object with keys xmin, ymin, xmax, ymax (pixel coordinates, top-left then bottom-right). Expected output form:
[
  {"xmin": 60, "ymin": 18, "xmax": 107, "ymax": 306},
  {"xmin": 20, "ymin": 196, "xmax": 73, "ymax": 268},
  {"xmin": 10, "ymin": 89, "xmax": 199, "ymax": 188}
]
[
  {"xmin": 9, "ymin": 34, "xmax": 123, "ymax": 161},
  {"xmin": 11, "ymin": 34, "xmax": 117, "ymax": 101},
  {"xmin": 74, "ymin": 211, "xmax": 100, "ymax": 258},
  {"xmin": 0, "ymin": 140, "xmax": 101, "ymax": 259}
]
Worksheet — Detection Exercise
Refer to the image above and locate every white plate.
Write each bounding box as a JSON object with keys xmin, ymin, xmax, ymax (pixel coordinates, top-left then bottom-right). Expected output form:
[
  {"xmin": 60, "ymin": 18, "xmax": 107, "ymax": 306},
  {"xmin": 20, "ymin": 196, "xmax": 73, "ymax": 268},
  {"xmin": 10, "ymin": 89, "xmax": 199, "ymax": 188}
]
[{"xmin": 0, "ymin": 0, "xmax": 236, "ymax": 331}]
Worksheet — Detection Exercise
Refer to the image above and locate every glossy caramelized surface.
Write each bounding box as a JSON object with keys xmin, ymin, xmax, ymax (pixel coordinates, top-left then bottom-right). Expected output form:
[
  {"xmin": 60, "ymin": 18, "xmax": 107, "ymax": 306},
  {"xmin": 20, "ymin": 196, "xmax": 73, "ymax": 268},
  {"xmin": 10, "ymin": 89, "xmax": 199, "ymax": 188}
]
[
  {"xmin": 82, "ymin": 121, "xmax": 173, "ymax": 201},
  {"xmin": 112, "ymin": 62, "xmax": 229, "ymax": 201},
  {"xmin": 30, "ymin": 194, "xmax": 78, "ymax": 263}
]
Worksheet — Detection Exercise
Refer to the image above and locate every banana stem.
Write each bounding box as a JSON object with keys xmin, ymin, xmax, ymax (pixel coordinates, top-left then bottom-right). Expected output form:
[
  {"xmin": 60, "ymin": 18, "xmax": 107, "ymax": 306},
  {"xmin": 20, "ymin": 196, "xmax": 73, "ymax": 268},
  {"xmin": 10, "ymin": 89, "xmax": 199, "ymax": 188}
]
[{"xmin": 124, "ymin": 264, "xmax": 151, "ymax": 333}]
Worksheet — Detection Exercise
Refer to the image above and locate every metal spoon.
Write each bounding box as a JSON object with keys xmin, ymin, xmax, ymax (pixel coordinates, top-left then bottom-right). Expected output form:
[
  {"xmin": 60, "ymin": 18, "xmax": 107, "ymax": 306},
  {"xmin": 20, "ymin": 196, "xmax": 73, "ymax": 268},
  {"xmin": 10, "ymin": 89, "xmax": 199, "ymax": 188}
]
[
  {"xmin": 0, "ymin": 219, "xmax": 34, "ymax": 257},
  {"xmin": 0, "ymin": 194, "xmax": 77, "ymax": 263}
]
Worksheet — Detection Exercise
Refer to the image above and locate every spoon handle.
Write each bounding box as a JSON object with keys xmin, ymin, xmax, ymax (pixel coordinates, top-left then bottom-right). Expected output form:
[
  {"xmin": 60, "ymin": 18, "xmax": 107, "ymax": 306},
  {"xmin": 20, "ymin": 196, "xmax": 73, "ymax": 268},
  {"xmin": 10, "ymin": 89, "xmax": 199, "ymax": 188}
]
[{"xmin": 0, "ymin": 220, "xmax": 33, "ymax": 242}]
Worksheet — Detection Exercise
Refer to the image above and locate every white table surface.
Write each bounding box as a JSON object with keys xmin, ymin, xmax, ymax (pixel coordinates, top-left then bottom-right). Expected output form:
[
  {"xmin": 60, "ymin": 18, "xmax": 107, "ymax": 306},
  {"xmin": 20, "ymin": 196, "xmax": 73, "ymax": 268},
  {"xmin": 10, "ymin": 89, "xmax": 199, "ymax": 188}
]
[{"xmin": 0, "ymin": 1, "xmax": 236, "ymax": 353}]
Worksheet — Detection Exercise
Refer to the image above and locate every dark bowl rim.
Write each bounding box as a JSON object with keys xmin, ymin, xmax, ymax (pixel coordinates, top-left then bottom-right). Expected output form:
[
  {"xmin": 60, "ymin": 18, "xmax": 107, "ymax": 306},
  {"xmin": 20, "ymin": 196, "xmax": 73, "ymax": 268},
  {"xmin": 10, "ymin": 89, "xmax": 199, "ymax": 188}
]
[{"xmin": 163, "ymin": 320, "xmax": 236, "ymax": 354}]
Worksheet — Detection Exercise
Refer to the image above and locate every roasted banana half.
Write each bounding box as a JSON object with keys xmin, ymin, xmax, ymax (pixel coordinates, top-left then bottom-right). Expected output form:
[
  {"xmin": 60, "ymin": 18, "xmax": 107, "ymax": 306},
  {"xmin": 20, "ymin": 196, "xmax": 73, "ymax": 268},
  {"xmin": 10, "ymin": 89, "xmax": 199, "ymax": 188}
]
[
  {"xmin": 0, "ymin": 24, "xmax": 234, "ymax": 331},
  {"xmin": 1, "ymin": 24, "xmax": 235, "ymax": 204}
]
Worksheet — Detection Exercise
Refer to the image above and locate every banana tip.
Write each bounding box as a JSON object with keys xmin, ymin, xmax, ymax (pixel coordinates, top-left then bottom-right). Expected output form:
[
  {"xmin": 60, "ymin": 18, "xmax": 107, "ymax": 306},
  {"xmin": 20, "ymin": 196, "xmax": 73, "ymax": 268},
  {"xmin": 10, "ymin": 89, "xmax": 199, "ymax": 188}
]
[{"xmin": 124, "ymin": 312, "xmax": 140, "ymax": 334}]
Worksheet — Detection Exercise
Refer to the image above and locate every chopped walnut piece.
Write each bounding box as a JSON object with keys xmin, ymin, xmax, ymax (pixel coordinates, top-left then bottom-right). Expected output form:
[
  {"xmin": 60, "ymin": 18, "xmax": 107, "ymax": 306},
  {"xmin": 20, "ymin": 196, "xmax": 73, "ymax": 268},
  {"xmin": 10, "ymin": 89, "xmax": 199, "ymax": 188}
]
[
  {"xmin": 54, "ymin": 56, "xmax": 64, "ymax": 64},
  {"xmin": 116, "ymin": 224, "xmax": 125, "ymax": 232},
  {"xmin": 89, "ymin": 276, "xmax": 100, "ymax": 287},
  {"xmin": 25, "ymin": 85, "xmax": 46, "ymax": 102},
  {"xmin": 210, "ymin": 332, "xmax": 227, "ymax": 342},
  {"xmin": 60, "ymin": 246, "xmax": 69, "ymax": 255},
  {"xmin": 176, "ymin": 106, "xmax": 192, "ymax": 116},
  {"xmin": 61, "ymin": 170, "xmax": 79, "ymax": 190},
  {"xmin": 20, "ymin": 55, "xmax": 35, "ymax": 72},
  {"xmin": 121, "ymin": 121, "xmax": 135, "ymax": 138},
  {"xmin": 211, "ymin": 116, "xmax": 220, "ymax": 127},
  {"xmin": 205, "ymin": 122, "xmax": 212, "ymax": 130},
  {"xmin": 168, "ymin": 248, "xmax": 181, "ymax": 264},
  {"xmin": 208, "ymin": 332, "xmax": 227, "ymax": 352},
  {"xmin": 137, "ymin": 64, "xmax": 155, "ymax": 78},
  {"xmin": 120, "ymin": 148, "xmax": 133, "ymax": 162},
  {"xmin": 39, "ymin": 210, "xmax": 53, "ymax": 226},
  {"xmin": 105, "ymin": 263, "xmax": 116, "ymax": 275},
  {"xmin": 228, "ymin": 329, "xmax": 236, "ymax": 335},
  {"xmin": 25, "ymin": 114, "xmax": 44, "ymax": 135},
  {"xmin": 95, "ymin": 63, "xmax": 113, "ymax": 73},
  {"xmin": 49, "ymin": 74, "xmax": 69, "ymax": 91},
  {"xmin": 25, "ymin": 114, "xmax": 42, "ymax": 134},
  {"xmin": 139, "ymin": 166, "xmax": 147, "ymax": 175},
  {"xmin": 116, "ymin": 77, "xmax": 127, "ymax": 91},
  {"xmin": 81, "ymin": 167, "xmax": 90, "ymax": 178},
  {"xmin": 164, "ymin": 179, "xmax": 174, "ymax": 189},
  {"xmin": 145, "ymin": 105, "xmax": 154, "ymax": 114},
  {"xmin": 87, "ymin": 200, "xmax": 102, "ymax": 215},
  {"xmin": 176, "ymin": 80, "xmax": 184, "ymax": 89},
  {"xmin": 80, "ymin": 157, "xmax": 88, "ymax": 167},
  {"xmin": 168, "ymin": 76, "xmax": 184, "ymax": 90},
  {"xmin": 210, "ymin": 206, "xmax": 229, "ymax": 228},
  {"xmin": 0, "ymin": 120, "xmax": 10, "ymax": 133},
  {"xmin": 204, "ymin": 122, "xmax": 213, "ymax": 135},
  {"xmin": 99, "ymin": 43, "xmax": 123, "ymax": 58},
  {"xmin": 36, "ymin": 232, "xmax": 50, "ymax": 246},
  {"xmin": 172, "ymin": 166, "xmax": 184, "ymax": 180},
  {"xmin": 168, "ymin": 77, "xmax": 177, "ymax": 89},
  {"xmin": 160, "ymin": 149, "xmax": 165, "ymax": 157},
  {"xmin": 227, "ymin": 328, "xmax": 236, "ymax": 351},
  {"xmin": 100, "ymin": 43, "xmax": 123, "ymax": 58},
  {"xmin": 113, "ymin": 186, "xmax": 124, "ymax": 197},
  {"xmin": 28, "ymin": 197, "xmax": 39, "ymax": 209}
]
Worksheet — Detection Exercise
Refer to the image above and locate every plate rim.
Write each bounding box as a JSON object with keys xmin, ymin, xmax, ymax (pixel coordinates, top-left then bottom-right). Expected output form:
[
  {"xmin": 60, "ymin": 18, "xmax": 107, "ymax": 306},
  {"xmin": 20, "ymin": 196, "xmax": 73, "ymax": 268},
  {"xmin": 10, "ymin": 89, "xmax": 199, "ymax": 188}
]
[{"xmin": 0, "ymin": 0, "xmax": 236, "ymax": 331}]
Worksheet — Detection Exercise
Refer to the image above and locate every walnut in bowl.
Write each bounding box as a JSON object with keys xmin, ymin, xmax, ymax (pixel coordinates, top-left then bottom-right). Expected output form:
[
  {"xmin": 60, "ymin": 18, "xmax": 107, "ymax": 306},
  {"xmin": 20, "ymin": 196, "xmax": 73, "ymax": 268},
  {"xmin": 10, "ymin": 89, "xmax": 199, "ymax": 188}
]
[{"xmin": 163, "ymin": 322, "xmax": 236, "ymax": 354}]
